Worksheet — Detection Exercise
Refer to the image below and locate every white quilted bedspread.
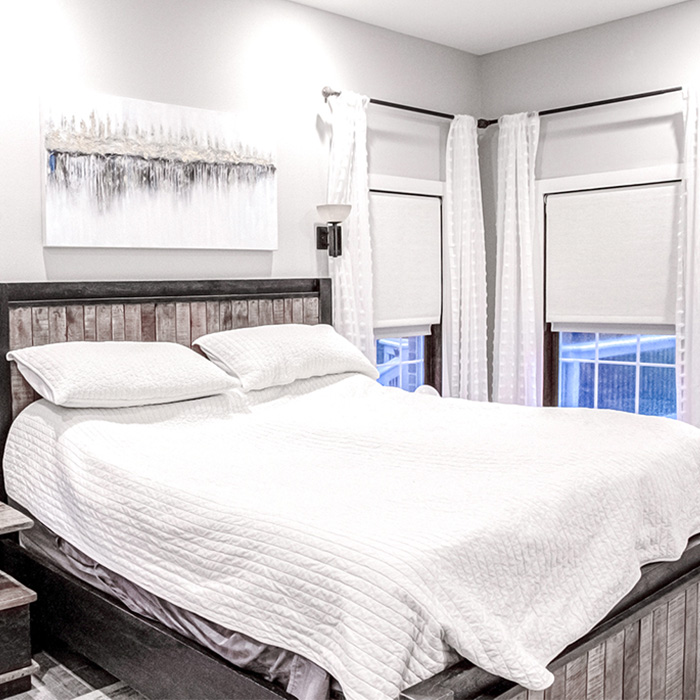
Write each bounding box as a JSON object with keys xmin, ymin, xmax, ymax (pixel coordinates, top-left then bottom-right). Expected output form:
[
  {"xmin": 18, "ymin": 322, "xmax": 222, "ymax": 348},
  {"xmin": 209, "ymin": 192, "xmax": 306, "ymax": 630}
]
[{"xmin": 5, "ymin": 374, "xmax": 700, "ymax": 700}]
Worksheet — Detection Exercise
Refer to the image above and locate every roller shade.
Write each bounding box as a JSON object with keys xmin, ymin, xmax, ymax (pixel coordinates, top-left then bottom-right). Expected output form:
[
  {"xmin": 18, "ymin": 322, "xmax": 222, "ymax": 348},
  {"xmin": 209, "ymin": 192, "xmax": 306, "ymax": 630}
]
[
  {"xmin": 370, "ymin": 191, "xmax": 442, "ymax": 337},
  {"xmin": 545, "ymin": 181, "xmax": 680, "ymax": 330}
]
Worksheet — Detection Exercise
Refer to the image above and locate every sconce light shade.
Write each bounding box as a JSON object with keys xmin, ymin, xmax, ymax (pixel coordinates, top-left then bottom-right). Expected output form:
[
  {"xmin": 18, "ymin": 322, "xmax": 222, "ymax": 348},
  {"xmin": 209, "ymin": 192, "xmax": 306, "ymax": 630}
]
[
  {"xmin": 316, "ymin": 203, "xmax": 351, "ymax": 257},
  {"xmin": 317, "ymin": 204, "xmax": 351, "ymax": 224}
]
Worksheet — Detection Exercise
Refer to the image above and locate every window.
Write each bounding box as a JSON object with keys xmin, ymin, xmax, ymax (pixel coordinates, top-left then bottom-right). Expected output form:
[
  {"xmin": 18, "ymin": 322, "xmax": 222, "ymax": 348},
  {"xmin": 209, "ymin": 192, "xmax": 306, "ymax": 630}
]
[
  {"xmin": 541, "ymin": 174, "xmax": 681, "ymax": 418},
  {"xmin": 558, "ymin": 332, "xmax": 676, "ymax": 418},
  {"xmin": 368, "ymin": 179, "xmax": 443, "ymax": 394},
  {"xmin": 376, "ymin": 337, "xmax": 425, "ymax": 392},
  {"xmin": 370, "ymin": 191, "xmax": 442, "ymax": 338}
]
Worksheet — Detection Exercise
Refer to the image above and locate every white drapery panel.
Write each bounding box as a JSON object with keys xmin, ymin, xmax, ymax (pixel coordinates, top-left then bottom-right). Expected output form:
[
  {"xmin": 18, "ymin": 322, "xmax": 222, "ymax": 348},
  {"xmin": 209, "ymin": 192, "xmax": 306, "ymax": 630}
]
[
  {"xmin": 325, "ymin": 92, "xmax": 375, "ymax": 362},
  {"xmin": 493, "ymin": 112, "xmax": 542, "ymax": 406},
  {"xmin": 677, "ymin": 87, "xmax": 700, "ymax": 426},
  {"xmin": 442, "ymin": 115, "xmax": 489, "ymax": 400}
]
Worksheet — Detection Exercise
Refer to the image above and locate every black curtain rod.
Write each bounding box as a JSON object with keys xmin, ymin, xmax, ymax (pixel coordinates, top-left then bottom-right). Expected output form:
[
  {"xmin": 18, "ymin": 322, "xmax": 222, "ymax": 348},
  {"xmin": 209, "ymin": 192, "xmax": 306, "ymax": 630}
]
[
  {"xmin": 369, "ymin": 98, "xmax": 454, "ymax": 121},
  {"xmin": 321, "ymin": 87, "xmax": 454, "ymax": 121},
  {"xmin": 476, "ymin": 86, "xmax": 684, "ymax": 129},
  {"xmin": 322, "ymin": 85, "xmax": 683, "ymax": 131}
]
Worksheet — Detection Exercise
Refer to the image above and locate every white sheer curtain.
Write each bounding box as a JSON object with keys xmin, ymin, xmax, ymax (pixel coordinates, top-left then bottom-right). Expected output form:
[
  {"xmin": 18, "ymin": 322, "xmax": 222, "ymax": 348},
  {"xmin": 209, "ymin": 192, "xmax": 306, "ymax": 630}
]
[
  {"xmin": 325, "ymin": 92, "xmax": 375, "ymax": 362},
  {"xmin": 443, "ymin": 115, "xmax": 488, "ymax": 400},
  {"xmin": 676, "ymin": 86, "xmax": 700, "ymax": 426},
  {"xmin": 492, "ymin": 112, "xmax": 542, "ymax": 406}
]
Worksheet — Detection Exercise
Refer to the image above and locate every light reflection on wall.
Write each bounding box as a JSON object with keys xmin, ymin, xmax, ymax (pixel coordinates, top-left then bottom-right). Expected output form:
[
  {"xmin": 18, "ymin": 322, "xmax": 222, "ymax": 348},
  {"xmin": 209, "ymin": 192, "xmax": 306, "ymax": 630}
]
[
  {"xmin": 1, "ymin": 0, "xmax": 84, "ymax": 96},
  {"xmin": 239, "ymin": 14, "xmax": 340, "ymax": 128}
]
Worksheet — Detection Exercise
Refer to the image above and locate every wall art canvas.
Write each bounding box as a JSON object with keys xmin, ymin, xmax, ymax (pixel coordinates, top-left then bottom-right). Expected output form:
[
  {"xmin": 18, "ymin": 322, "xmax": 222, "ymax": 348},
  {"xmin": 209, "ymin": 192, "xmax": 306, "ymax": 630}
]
[{"xmin": 43, "ymin": 93, "xmax": 277, "ymax": 249}]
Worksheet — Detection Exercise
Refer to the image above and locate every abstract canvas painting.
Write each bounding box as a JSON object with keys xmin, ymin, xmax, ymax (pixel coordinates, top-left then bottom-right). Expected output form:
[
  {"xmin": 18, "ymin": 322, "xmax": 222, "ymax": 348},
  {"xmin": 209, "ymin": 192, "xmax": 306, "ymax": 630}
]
[{"xmin": 43, "ymin": 94, "xmax": 277, "ymax": 249}]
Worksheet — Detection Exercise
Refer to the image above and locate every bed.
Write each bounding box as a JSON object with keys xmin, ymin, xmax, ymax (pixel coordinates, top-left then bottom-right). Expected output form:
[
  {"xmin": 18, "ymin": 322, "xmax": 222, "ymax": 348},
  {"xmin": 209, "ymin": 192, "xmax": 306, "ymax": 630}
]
[{"xmin": 2, "ymin": 279, "xmax": 700, "ymax": 700}]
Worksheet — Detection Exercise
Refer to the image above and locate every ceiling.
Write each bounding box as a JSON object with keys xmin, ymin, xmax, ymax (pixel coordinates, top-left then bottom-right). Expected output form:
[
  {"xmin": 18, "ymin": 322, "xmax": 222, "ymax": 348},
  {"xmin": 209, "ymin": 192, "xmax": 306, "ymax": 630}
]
[{"xmin": 290, "ymin": 0, "xmax": 689, "ymax": 55}]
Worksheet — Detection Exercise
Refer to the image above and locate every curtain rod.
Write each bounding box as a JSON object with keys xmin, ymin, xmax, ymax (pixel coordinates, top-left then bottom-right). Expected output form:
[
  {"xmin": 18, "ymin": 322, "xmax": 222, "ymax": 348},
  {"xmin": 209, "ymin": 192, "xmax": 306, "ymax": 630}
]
[
  {"xmin": 322, "ymin": 85, "xmax": 683, "ymax": 131},
  {"xmin": 370, "ymin": 98, "xmax": 454, "ymax": 121},
  {"xmin": 476, "ymin": 86, "xmax": 684, "ymax": 129},
  {"xmin": 322, "ymin": 86, "xmax": 454, "ymax": 121}
]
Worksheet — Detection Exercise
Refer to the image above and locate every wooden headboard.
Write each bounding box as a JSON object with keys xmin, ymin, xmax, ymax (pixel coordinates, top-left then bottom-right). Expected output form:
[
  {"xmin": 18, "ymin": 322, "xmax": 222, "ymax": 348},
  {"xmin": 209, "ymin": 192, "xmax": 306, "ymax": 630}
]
[{"xmin": 0, "ymin": 278, "xmax": 331, "ymax": 479}]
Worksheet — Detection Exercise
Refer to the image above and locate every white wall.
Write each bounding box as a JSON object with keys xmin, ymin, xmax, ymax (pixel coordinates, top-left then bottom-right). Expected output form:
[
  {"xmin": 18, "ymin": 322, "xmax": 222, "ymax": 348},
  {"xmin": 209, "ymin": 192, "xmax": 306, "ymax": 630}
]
[{"xmin": 0, "ymin": 0, "xmax": 479, "ymax": 283}]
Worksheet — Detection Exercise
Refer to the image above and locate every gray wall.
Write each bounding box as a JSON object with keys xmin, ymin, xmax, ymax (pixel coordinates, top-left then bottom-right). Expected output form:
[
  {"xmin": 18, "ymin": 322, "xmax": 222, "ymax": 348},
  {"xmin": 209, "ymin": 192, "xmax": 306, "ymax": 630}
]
[
  {"xmin": 0, "ymin": 0, "xmax": 479, "ymax": 282},
  {"xmin": 476, "ymin": 0, "xmax": 700, "ymax": 381},
  {"xmin": 3, "ymin": 0, "xmax": 699, "ymax": 360},
  {"xmin": 477, "ymin": 0, "xmax": 700, "ymax": 181},
  {"xmin": 478, "ymin": 0, "xmax": 699, "ymax": 118}
]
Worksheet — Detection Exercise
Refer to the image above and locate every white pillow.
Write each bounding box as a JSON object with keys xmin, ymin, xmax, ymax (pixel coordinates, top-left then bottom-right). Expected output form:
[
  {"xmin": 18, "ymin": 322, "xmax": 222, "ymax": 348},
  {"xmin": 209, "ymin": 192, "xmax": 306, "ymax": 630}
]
[
  {"xmin": 194, "ymin": 324, "xmax": 379, "ymax": 391},
  {"xmin": 7, "ymin": 341, "xmax": 239, "ymax": 408}
]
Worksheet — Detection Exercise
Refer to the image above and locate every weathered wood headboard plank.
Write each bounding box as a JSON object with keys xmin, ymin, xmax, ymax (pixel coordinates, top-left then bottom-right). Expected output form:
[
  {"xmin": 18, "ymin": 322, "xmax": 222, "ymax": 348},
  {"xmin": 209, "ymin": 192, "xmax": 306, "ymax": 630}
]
[{"xmin": 9, "ymin": 297, "xmax": 321, "ymax": 348}]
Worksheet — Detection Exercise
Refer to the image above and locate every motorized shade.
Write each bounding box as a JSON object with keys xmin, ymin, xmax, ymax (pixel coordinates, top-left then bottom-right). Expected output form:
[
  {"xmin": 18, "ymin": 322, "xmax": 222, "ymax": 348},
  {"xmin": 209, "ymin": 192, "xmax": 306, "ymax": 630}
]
[
  {"xmin": 369, "ymin": 191, "xmax": 442, "ymax": 338},
  {"xmin": 545, "ymin": 180, "xmax": 681, "ymax": 331}
]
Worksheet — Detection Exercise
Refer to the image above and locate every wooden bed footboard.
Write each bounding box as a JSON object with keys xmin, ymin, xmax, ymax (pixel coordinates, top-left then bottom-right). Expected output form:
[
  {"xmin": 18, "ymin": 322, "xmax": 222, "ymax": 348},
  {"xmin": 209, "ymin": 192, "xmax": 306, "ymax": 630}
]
[
  {"xmin": 402, "ymin": 557, "xmax": 700, "ymax": 700},
  {"xmin": 504, "ymin": 570, "xmax": 699, "ymax": 700}
]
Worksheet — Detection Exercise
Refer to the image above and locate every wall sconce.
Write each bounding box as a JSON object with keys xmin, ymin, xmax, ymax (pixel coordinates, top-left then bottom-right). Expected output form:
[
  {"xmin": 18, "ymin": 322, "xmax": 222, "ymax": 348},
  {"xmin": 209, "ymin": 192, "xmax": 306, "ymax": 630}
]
[{"xmin": 316, "ymin": 204, "xmax": 351, "ymax": 257}]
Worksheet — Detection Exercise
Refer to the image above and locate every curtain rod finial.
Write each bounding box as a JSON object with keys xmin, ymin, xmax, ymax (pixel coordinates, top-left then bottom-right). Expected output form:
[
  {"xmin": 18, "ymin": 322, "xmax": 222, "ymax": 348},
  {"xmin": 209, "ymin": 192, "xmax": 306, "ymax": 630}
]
[{"xmin": 322, "ymin": 86, "xmax": 341, "ymax": 102}]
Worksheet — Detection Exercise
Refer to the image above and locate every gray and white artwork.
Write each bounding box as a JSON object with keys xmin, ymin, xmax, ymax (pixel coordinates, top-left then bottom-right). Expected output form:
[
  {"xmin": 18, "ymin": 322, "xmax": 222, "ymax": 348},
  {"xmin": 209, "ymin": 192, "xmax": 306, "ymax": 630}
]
[{"xmin": 43, "ymin": 94, "xmax": 277, "ymax": 249}]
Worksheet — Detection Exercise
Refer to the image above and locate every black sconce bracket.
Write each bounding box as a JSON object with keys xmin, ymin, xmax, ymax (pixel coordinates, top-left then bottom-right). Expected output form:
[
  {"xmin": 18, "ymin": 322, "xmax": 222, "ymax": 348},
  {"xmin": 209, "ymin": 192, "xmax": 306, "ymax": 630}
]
[{"xmin": 316, "ymin": 223, "xmax": 342, "ymax": 257}]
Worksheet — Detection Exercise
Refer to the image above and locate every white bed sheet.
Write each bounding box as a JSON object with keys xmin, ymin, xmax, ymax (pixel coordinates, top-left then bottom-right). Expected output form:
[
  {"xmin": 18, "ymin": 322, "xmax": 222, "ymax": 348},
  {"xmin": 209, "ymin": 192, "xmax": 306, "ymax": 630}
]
[{"xmin": 5, "ymin": 375, "xmax": 700, "ymax": 700}]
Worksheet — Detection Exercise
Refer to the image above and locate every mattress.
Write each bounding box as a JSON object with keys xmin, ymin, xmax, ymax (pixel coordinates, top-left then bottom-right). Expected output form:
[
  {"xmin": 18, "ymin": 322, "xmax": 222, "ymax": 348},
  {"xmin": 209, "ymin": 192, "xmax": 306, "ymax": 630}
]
[{"xmin": 5, "ymin": 373, "xmax": 700, "ymax": 700}]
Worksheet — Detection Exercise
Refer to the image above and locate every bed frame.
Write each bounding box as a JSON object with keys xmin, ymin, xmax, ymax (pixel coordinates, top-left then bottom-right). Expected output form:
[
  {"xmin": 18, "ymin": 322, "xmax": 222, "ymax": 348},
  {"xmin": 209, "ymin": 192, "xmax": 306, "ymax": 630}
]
[{"xmin": 1, "ymin": 278, "xmax": 700, "ymax": 700}]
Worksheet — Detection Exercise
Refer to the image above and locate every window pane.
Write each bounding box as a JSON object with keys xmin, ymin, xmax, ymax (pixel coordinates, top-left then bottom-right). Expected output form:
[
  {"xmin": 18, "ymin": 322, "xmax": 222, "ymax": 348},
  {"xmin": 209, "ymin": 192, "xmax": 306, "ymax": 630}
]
[
  {"xmin": 557, "ymin": 332, "xmax": 676, "ymax": 418},
  {"xmin": 639, "ymin": 336, "xmax": 675, "ymax": 365},
  {"xmin": 598, "ymin": 334, "xmax": 637, "ymax": 363},
  {"xmin": 639, "ymin": 366, "xmax": 676, "ymax": 417},
  {"xmin": 406, "ymin": 336, "xmax": 424, "ymax": 362},
  {"xmin": 402, "ymin": 362, "xmax": 424, "ymax": 392},
  {"xmin": 598, "ymin": 364, "xmax": 636, "ymax": 413},
  {"xmin": 376, "ymin": 336, "xmax": 425, "ymax": 392},
  {"xmin": 560, "ymin": 332, "xmax": 596, "ymax": 360},
  {"xmin": 559, "ymin": 360, "xmax": 595, "ymax": 408},
  {"xmin": 377, "ymin": 338, "xmax": 400, "ymax": 365}
]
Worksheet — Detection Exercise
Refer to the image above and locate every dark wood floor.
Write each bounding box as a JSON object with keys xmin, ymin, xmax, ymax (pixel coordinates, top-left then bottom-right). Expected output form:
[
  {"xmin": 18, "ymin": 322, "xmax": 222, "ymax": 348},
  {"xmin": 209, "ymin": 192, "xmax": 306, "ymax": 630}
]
[{"xmin": 15, "ymin": 643, "xmax": 145, "ymax": 700}]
